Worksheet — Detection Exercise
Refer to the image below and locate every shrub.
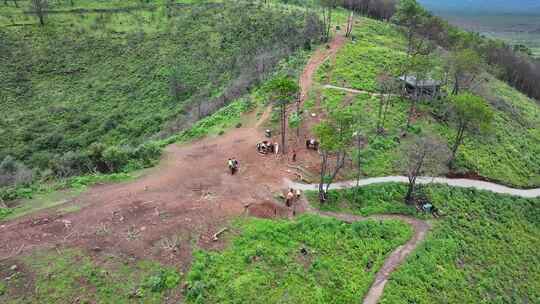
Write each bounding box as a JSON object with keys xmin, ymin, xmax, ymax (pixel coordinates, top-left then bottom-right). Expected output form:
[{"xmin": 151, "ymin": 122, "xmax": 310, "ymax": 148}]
[
  {"xmin": 50, "ymin": 151, "xmax": 90, "ymax": 178},
  {"xmin": 0, "ymin": 156, "xmax": 33, "ymax": 187},
  {"xmin": 143, "ymin": 269, "xmax": 181, "ymax": 292},
  {"xmin": 102, "ymin": 146, "xmax": 131, "ymax": 172},
  {"xmin": 132, "ymin": 142, "xmax": 161, "ymax": 167}
]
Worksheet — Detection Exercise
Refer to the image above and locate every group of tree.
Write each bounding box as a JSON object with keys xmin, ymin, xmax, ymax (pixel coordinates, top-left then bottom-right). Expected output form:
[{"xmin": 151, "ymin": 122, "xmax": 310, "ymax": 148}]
[
  {"xmin": 389, "ymin": 0, "xmax": 540, "ymax": 101},
  {"xmin": 314, "ymin": 89, "xmax": 493, "ymax": 204},
  {"xmin": 341, "ymin": 0, "xmax": 397, "ymax": 21}
]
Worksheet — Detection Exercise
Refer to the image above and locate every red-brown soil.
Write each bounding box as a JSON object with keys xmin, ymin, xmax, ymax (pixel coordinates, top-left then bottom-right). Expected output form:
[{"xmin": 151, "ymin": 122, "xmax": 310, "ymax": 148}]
[{"xmin": 0, "ymin": 35, "xmax": 349, "ymax": 270}]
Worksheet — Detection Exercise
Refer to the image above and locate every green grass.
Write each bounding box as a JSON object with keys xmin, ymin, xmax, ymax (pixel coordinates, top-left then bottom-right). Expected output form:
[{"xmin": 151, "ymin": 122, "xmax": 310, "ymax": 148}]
[
  {"xmin": 0, "ymin": 172, "xmax": 133, "ymax": 221},
  {"xmin": 313, "ymin": 17, "xmax": 540, "ymax": 187},
  {"xmin": 185, "ymin": 214, "xmax": 413, "ymax": 304},
  {"xmin": 306, "ymin": 184, "xmax": 540, "ymax": 303},
  {"xmin": 316, "ymin": 17, "xmax": 407, "ymax": 92},
  {"xmin": 0, "ymin": 0, "xmax": 315, "ymax": 178},
  {"xmin": 0, "ymin": 248, "xmax": 182, "ymax": 303},
  {"xmin": 305, "ymin": 183, "xmax": 424, "ymax": 217}
]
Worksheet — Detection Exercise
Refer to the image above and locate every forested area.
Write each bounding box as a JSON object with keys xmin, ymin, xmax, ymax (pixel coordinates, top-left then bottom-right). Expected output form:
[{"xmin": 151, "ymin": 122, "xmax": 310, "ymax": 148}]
[{"xmin": 335, "ymin": 0, "xmax": 540, "ymax": 101}]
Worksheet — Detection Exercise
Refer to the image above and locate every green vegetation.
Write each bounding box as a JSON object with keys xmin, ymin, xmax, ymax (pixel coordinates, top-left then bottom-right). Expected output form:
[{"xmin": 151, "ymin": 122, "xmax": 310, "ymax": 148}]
[
  {"xmin": 0, "ymin": 248, "xmax": 182, "ymax": 303},
  {"xmin": 0, "ymin": 0, "xmax": 320, "ymax": 190},
  {"xmin": 0, "ymin": 172, "xmax": 133, "ymax": 221},
  {"xmin": 306, "ymin": 184, "xmax": 540, "ymax": 303},
  {"xmin": 185, "ymin": 215, "xmax": 413, "ymax": 304},
  {"xmin": 312, "ymin": 16, "xmax": 540, "ymax": 187},
  {"xmin": 306, "ymin": 183, "xmax": 421, "ymax": 217}
]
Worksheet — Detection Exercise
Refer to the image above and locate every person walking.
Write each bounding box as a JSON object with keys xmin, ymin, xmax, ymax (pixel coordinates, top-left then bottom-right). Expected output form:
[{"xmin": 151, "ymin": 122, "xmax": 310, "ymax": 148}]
[
  {"xmin": 286, "ymin": 188, "xmax": 295, "ymax": 207},
  {"xmin": 228, "ymin": 158, "xmax": 235, "ymax": 175}
]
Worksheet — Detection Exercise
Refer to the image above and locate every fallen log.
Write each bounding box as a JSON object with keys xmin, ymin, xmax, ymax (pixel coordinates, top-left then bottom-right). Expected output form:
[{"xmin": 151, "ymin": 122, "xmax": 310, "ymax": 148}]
[{"xmin": 212, "ymin": 228, "xmax": 228, "ymax": 241}]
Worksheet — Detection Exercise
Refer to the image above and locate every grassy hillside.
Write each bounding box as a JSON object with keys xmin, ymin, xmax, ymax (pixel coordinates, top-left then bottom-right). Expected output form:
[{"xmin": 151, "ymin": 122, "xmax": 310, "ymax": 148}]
[
  {"xmin": 306, "ymin": 184, "xmax": 540, "ymax": 303},
  {"xmin": 0, "ymin": 248, "xmax": 182, "ymax": 303},
  {"xmin": 310, "ymin": 17, "xmax": 540, "ymax": 188},
  {"xmin": 0, "ymin": 0, "xmax": 319, "ymax": 184},
  {"xmin": 185, "ymin": 215, "xmax": 413, "ymax": 303}
]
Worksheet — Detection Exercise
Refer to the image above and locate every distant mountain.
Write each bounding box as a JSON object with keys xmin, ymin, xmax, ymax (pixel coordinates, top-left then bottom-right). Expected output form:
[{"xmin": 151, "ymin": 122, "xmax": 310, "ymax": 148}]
[{"xmin": 418, "ymin": 0, "xmax": 540, "ymax": 14}]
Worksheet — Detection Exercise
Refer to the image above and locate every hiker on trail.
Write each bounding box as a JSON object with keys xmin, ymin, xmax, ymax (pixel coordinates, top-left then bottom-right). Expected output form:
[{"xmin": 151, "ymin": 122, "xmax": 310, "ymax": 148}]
[
  {"xmin": 292, "ymin": 149, "xmax": 297, "ymax": 162},
  {"xmin": 286, "ymin": 188, "xmax": 295, "ymax": 207}
]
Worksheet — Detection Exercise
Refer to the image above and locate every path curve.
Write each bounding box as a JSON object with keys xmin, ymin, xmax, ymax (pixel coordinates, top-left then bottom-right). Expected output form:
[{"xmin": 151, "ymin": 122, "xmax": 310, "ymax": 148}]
[
  {"xmin": 287, "ymin": 176, "xmax": 540, "ymax": 198},
  {"xmin": 296, "ymin": 197, "xmax": 430, "ymax": 304}
]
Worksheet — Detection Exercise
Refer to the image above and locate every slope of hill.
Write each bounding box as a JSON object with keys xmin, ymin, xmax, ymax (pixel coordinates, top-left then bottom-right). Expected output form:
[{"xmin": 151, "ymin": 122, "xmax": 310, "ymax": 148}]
[
  {"xmin": 0, "ymin": 0, "xmax": 319, "ymax": 189},
  {"xmin": 306, "ymin": 184, "xmax": 540, "ymax": 304},
  {"xmin": 311, "ymin": 17, "xmax": 540, "ymax": 188}
]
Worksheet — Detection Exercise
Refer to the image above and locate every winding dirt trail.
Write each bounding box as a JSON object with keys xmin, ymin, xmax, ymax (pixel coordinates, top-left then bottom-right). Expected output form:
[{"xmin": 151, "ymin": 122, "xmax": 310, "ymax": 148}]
[
  {"xmin": 299, "ymin": 35, "xmax": 346, "ymax": 102},
  {"xmin": 0, "ymin": 34, "xmax": 351, "ymax": 268},
  {"xmin": 1, "ymin": 31, "xmax": 537, "ymax": 304}
]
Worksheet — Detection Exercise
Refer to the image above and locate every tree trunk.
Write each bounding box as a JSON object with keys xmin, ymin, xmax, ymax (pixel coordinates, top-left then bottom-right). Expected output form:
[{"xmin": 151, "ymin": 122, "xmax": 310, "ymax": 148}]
[
  {"xmin": 406, "ymin": 88, "xmax": 418, "ymax": 130},
  {"xmin": 452, "ymin": 72, "xmax": 460, "ymax": 95},
  {"xmin": 280, "ymin": 104, "xmax": 287, "ymax": 154},
  {"xmin": 354, "ymin": 136, "xmax": 363, "ymax": 202},
  {"xmin": 405, "ymin": 178, "xmax": 415, "ymax": 204},
  {"xmin": 450, "ymin": 124, "xmax": 465, "ymax": 166},
  {"xmin": 381, "ymin": 97, "xmax": 391, "ymax": 132},
  {"xmin": 324, "ymin": 151, "xmax": 346, "ymax": 194},
  {"xmin": 319, "ymin": 152, "xmax": 328, "ymax": 202},
  {"xmin": 376, "ymin": 93, "xmax": 384, "ymax": 133}
]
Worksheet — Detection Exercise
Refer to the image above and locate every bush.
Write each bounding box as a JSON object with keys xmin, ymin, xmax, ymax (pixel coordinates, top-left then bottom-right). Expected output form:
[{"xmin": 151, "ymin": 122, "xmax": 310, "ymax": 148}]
[
  {"xmin": 0, "ymin": 156, "xmax": 33, "ymax": 187},
  {"xmin": 102, "ymin": 146, "xmax": 131, "ymax": 172},
  {"xmin": 50, "ymin": 151, "xmax": 90, "ymax": 178},
  {"xmin": 0, "ymin": 207, "xmax": 13, "ymax": 220},
  {"xmin": 132, "ymin": 142, "xmax": 161, "ymax": 167},
  {"xmin": 143, "ymin": 269, "xmax": 181, "ymax": 293}
]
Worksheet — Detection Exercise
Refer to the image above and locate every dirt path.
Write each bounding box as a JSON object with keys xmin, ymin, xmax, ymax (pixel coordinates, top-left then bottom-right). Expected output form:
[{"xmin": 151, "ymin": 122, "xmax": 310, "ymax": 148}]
[
  {"xmin": 0, "ymin": 125, "xmax": 292, "ymax": 265},
  {"xmin": 293, "ymin": 196, "xmax": 430, "ymax": 304},
  {"xmin": 287, "ymin": 176, "xmax": 540, "ymax": 198},
  {"xmin": 5, "ymin": 29, "xmax": 537, "ymax": 304},
  {"xmin": 299, "ymin": 35, "xmax": 346, "ymax": 102},
  {"xmin": 0, "ymin": 34, "xmax": 350, "ymax": 266}
]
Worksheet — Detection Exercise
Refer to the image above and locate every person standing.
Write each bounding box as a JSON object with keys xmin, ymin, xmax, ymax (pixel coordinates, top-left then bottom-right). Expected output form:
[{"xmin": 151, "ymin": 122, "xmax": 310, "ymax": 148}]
[
  {"xmin": 228, "ymin": 158, "xmax": 235, "ymax": 175},
  {"xmin": 286, "ymin": 188, "xmax": 295, "ymax": 207}
]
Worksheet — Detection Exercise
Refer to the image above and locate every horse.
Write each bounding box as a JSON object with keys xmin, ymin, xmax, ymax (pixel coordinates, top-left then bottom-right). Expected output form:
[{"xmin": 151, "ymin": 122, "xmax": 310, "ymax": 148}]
[
  {"xmin": 306, "ymin": 139, "xmax": 319, "ymax": 151},
  {"xmin": 257, "ymin": 141, "xmax": 275, "ymax": 154}
]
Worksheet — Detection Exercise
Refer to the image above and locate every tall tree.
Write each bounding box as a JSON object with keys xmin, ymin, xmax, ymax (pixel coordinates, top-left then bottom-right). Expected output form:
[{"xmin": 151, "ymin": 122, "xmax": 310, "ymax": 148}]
[
  {"xmin": 391, "ymin": 0, "xmax": 427, "ymax": 56},
  {"xmin": 375, "ymin": 71, "xmax": 398, "ymax": 134},
  {"xmin": 314, "ymin": 107, "xmax": 356, "ymax": 202},
  {"xmin": 447, "ymin": 48, "xmax": 485, "ymax": 95},
  {"xmin": 345, "ymin": 11, "xmax": 354, "ymax": 38},
  {"xmin": 403, "ymin": 53, "xmax": 434, "ymax": 130},
  {"xmin": 30, "ymin": 0, "xmax": 48, "ymax": 26},
  {"xmin": 266, "ymin": 76, "xmax": 299, "ymax": 155},
  {"xmin": 448, "ymin": 93, "xmax": 493, "ymax": 165},
  {"xmin": 319, "ymin": 0, "xmax": 337, "ymax": 42},
  {"xmin": 399, "ymin": 134, "xmax": 450, "ymax": 204}
]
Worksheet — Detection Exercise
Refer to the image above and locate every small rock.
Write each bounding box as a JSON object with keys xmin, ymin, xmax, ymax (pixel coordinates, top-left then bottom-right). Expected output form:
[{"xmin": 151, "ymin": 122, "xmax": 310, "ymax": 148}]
[
  {"xmin": 140, "ymin": 226, "xmax": 146, "ymax": 232},
  {"xmin": 91, "ymin": 247, "xmax": 102, "ymax": 252},
  {"xmin": 10, "ymin": 265, "xmax": 18, "ymax": 271}
]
